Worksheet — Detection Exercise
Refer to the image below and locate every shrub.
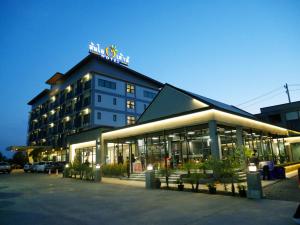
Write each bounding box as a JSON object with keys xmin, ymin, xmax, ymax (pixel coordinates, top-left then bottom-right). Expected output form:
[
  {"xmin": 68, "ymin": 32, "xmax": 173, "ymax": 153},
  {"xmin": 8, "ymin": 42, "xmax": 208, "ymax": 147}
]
[{"xmin": 101, "ymin": 164, "xmax": 127, "ymax": 177}]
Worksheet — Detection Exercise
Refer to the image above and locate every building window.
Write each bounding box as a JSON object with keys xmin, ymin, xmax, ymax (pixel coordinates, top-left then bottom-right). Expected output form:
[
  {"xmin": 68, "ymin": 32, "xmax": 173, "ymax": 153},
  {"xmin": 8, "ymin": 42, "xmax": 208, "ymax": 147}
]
[
  {"xmin": 144, "ymin": 90, "xmax": 156, "ymax": 99},
  {"xmin": 97, "ymin": 112, "xmax": 101, "ymax": 120},
  {"xmin": 286, "ymin": 111, "xmax": 299, "ymax": 121},
  {"xmin": 127, "ymin": 100, "xmax": 135, "ymax": 109},
  {"xmin": 113, "ymin": 98, "xmax": 117, "ymax": 105},
  {"xmin": 144, "ymin": 104, "xmax": 147, "ymax": 110},
  {"xmin": 98, "ymin": 79, "xmax": 116, "ymax": 89},
  {"xmin": 98, "ymin": 95, "xmax": 102, "ymax": 102},
  {"xmin": 113, "ymin": 114, "xmax": 117, "ymax": 122},
  {"xmin": 127, "ymin": 116, "xmax": 135, "ymax": 125},
  {"xmin": 126, "ymin": 83, "xmax": 135, "ymax": 94},
  {"xmin": 269, "ymin": 114, "xmax": 282, "ymax": 123}
]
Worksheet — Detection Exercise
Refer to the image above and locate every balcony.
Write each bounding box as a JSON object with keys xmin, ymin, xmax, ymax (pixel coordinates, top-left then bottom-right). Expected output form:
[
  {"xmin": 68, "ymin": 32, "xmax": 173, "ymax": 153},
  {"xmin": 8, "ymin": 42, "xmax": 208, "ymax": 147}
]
[
  {"xmin": 83, "ymin": 98, "xmax": 90, "ymax": 107},
  {"xmin": 66, "ymin": 92, "xmax": 73, "ymax": 100},
  {"xmin": 84, "ymin": 80, "xmax": 91, "ymax": 91}
]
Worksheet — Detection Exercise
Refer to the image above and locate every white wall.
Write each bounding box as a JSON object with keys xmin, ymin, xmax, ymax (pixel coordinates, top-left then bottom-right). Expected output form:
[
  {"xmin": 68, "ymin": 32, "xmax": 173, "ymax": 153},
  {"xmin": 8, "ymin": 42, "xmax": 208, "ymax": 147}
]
[
  {"xmin": 94, "ymin": 110, "xmax": 126, "ymax": 127},
  {"xmin": 94, "ymin": 93, "xmax": 125, "ymax": 111},
  {"xmin": 136, "ymin": 86, "xmax": 157, "ymax": 101},
  {"xmin": 136, "ymin": 101, "xmax": 148, "ymax": 114},
  {"xmin": 94, "ymin": 74, "xmax": 125, "ymax": 95}
]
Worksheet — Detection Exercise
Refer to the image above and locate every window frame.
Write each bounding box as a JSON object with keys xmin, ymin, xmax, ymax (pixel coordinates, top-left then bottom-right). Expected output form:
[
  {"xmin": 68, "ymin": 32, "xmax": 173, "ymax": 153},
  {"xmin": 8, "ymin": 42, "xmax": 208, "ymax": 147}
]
[
  {"xmin": 126, "ymin": 83, "xmax": 135, "ymax": 94},
  {"xmin": 127, "ymin": 100, "xmax": 135, "ymax": 109},
  {"xmin": 97, "ymin": 112, "xmax": 102, "ymax": 120}
]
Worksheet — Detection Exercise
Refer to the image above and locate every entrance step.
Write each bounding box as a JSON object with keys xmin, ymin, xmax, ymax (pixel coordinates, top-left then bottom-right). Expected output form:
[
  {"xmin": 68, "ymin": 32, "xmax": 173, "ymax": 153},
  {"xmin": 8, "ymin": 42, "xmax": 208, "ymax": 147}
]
[{"xmin": 124, "ymin": 171, "xmax": 184, "ymax": 183}]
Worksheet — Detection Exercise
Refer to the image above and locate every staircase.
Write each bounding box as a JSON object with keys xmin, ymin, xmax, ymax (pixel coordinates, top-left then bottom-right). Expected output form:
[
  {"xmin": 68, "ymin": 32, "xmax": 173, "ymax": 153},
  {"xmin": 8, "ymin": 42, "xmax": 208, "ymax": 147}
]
[
  {"xmin": 123, "ymin": 170, "xmax": 185, "ymax": 184},
  {"xmin": 124, "ymin": 169, "xmax": 247, "ymax": 184},
  {"xmin": 237, "ymin": 170, "xmax": 247, "ymax": 182}
]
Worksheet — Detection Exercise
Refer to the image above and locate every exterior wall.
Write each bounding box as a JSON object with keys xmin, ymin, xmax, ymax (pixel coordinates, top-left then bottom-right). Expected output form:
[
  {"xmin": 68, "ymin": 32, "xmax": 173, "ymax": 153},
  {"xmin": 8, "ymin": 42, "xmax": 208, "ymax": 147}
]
[
  {"xmin": 257, "ymin": 101, "xmax": 300, "ymax": 131},
  {"xmin": 91, "ymin": 72, "xmax": 158, "ymax": 127},
  {"xmin": 27, "ymin": 55, "xmax": 161, "ymax": 150},
  {"xmin": 94, "ymin": 109, "xmax": 125, "ymax": 127}
]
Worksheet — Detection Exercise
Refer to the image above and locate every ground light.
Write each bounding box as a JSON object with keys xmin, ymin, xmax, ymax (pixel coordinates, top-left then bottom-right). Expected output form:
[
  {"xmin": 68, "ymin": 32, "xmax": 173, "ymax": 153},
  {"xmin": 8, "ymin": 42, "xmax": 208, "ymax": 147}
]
[
  {"xmin": 146, "ymin": 164, "xmax": 153, "ymax": 171},
  {"xmin": 248, "ymin": 163, "xmax": 257, "ymax": 172},
  {"xmin": 95, "ymin": 164, "xmax": 101, "ymax": 182},
  {"xmin": 246, "ymin": 163, "xmax": 263, "ymax": 199},
  {"xmin": 145, "ymin": 164, "xmax": 155, "ymax": 189}
]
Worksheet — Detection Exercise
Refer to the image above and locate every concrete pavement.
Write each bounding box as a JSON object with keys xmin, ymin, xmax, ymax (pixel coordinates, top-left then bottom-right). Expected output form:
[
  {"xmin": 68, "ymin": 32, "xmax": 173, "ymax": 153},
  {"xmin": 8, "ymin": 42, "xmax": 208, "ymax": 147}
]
[{"xmin": 0, "ymin": 171, "xmax": 298, "ymax": 225}]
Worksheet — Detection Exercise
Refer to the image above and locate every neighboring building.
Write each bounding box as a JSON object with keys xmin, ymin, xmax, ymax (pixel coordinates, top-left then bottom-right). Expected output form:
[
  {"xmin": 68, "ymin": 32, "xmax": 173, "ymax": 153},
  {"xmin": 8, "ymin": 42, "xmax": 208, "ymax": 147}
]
[
  {"xmin": 256, "ymin": 101, "xmax": 300, "ymax": 132},
  {"xmin": 27, "ymin": 52, "xmax": 163, "ymax": 161}
]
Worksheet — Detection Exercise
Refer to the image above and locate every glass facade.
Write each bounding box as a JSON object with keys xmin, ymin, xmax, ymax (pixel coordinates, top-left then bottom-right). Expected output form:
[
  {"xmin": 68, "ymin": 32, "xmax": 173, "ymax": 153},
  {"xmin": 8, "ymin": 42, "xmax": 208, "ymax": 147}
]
[
  {"xmin": 105, "ymin": 124, "xmax": 212, "ymax": 171},
  {"xmin": 104, "ymin": 122, "xmax": 291, "ymax": 172},
  {"xmin": 74, "ymin": 147, "xmax": 96, "ymax": 167}
]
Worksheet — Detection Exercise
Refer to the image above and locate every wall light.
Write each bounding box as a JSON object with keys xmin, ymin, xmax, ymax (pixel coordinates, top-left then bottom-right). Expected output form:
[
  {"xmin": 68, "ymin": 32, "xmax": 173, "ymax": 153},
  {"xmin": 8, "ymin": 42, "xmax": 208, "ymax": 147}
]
[
  {"xmin": 50, "ymin": 96, "xmax": 56, "ymax": 102},
  {"xmin": 66, "ymin": 85, "xmax": 72, "ymax": 93}
]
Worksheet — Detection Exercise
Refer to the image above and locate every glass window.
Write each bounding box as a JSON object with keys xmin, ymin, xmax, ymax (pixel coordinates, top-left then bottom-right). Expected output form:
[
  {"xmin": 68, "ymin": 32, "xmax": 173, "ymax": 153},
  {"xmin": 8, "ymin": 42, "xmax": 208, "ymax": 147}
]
[
  {"xmin": 98, "ymin": 95, "xmax": 101, "ymax": 102},
  {"xmin": 286, "ymin": 111, "xmax": 299, "ymax": 121},
  {"xmin": 127, "ymin": 116, "xmax": 135, "ymax": 125},
  {"xmin": 98, "ymin": 79, "xmax": 116, "ymax": 89},
  {"xmin": 113, "ymin": 98, "xmax": 117, "ymax": 105},
  {"xmin": 127, "ymin": 83, "xmax": 135, "ymax": 94},
  {"xmin": 144, "ymin": 104, "xmax": 147, "ymax": 110},
  {"xmin": 113, "ymin": 114, "xmax": 117, "ymax": 122},
  {"xmin": 127, "ymin": 100, "xmax": 135, "ymax": 109},
  {"xmin": 144, "ymin": 90, "xmax": 156, "ymax": 99},
  {"xmin": 97, "ymin": 112, "xmax": 101, "ymax": 120}
]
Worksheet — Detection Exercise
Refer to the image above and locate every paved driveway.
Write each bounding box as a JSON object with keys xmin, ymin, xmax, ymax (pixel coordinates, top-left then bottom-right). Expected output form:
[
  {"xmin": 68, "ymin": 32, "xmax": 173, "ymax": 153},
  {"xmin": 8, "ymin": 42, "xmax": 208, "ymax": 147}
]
[{"xmin": 0, "ymin": 171, "xmax": 298, "ymax": 225}]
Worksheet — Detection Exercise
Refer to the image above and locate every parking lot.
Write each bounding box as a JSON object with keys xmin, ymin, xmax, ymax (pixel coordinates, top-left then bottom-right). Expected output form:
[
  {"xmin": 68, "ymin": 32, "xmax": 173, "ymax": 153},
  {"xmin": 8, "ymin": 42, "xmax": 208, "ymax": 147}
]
[{"xmin": 0, "ymin": 171, "xmax": 298, "ymax": 225}]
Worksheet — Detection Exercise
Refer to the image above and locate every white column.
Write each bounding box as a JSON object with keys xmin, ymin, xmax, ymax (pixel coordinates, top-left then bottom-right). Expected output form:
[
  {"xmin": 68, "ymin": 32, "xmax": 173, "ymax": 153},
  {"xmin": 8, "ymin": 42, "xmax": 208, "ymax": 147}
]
[{"xmin": 209, "ymin": 120, "xmax": 221, "ymax": 159}]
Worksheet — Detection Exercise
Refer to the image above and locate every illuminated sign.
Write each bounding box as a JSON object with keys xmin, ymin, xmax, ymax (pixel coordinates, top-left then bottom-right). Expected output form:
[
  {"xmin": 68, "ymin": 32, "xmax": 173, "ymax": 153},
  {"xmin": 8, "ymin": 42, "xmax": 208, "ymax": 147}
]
[{"xmin": 89, "ymin": 42, "xmax": 130, "ymax": 66}]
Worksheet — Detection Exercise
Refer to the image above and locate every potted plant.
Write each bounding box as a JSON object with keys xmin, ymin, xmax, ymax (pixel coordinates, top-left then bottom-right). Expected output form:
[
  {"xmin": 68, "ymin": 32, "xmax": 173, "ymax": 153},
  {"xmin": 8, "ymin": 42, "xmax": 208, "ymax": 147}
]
[
  {"xmin": 176, "ymin": 178, "xmax": 184, "ymax": 191},
  {"xmin": 207, "ymin": 183, "xmax": 217, "ymax": 194},
  {"xmin": 237, "ymin": 184, "xmax": 247, "ymax": 197}
]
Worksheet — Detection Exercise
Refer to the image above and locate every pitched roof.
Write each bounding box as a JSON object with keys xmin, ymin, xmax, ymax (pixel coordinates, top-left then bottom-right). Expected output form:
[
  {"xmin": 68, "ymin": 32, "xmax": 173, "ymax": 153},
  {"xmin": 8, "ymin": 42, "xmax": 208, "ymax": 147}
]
[
  {"xmin": 137, "ymin": 83, "xmax": 256, "ymax": 124},
  {"xmin": 46, "ymin": 72, "xmax": 64, "ymax": 85},
  {"xmin": 184, "ymin": 90, "xmax": 255, "ymax": 119}
]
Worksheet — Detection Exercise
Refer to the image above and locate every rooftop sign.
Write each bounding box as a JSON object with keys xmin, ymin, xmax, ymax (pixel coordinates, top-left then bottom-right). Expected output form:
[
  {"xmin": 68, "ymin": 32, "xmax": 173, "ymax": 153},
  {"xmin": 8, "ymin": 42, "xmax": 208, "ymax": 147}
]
[{"xmin": 89, "ymin": 42, "xmax": 130, "ymax": 66}]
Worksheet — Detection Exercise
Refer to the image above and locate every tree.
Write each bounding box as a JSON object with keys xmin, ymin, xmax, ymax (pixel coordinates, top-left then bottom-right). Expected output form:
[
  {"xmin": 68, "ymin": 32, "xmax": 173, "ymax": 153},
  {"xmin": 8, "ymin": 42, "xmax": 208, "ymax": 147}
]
[
  {"xmin": 12, "ymin": 152, "xmax": 28, "ymax": 166},
  {"xmin": 0, "ymin": 152, "xmax": 7, "ymax": 162},
  {"xmin": 29, "ymin": 148, "xmax": 43, "ymax": 162}
]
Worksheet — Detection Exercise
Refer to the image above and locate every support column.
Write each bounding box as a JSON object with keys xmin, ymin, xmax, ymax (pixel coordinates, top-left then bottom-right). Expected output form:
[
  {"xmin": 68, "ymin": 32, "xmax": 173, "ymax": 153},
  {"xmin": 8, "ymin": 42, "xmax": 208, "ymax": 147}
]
[
  {"xmin": 95, "ymin": 138, "xmax": 102, "ymax": 182},
  {"xmin": 100, "ymin": 138, "xmax": 106, "ymax": 165},
  {"xmin": 96, "ymin": 138, "xmax": 100, "ymax": 164},
  {"xmin": 209, "ymin": 120, "xmax": 221, "ymax": 159},
  {"xmin": 236, "ymin": 126, "xmax": 245, "ymax": 160}
]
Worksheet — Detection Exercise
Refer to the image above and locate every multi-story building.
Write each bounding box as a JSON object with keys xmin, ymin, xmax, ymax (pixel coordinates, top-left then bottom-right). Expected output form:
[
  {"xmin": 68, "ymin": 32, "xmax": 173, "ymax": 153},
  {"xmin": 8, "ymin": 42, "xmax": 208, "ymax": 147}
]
[
  {"xmin": 27, "ymin": 52, "xmax": 163, "ymax": 160},
  {"xmin": 256, "ymin": 101, "xmax": 300, "ymax": 132}
]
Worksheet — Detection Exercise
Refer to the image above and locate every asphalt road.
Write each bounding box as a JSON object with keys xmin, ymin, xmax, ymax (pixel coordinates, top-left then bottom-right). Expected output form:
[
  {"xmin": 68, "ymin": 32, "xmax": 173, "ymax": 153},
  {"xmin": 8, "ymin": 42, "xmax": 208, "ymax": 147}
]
[{"xmin": 0, "ymin": 171, "xmax": 298, "ymax": 225}]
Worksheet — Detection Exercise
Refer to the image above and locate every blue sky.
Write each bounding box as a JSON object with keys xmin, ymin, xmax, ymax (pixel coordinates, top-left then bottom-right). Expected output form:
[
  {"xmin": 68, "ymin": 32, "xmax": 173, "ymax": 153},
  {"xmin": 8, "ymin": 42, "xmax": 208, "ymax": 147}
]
[{"xmin": 0, "ymin": 0, "xmax": 299, "ymax": 157}]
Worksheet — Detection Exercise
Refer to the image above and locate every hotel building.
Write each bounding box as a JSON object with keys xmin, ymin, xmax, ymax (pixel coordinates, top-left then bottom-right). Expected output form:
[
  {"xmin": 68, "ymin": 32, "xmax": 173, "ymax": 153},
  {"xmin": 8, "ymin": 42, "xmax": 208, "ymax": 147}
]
[{"xmin": 27, "ymin": 52, "xmax": 162, "ymax": 161}]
